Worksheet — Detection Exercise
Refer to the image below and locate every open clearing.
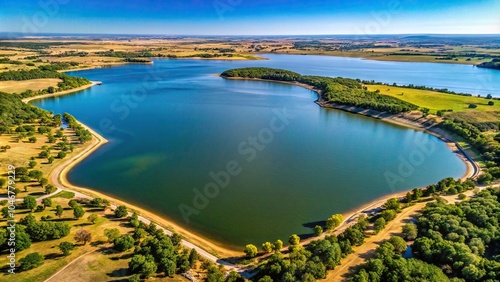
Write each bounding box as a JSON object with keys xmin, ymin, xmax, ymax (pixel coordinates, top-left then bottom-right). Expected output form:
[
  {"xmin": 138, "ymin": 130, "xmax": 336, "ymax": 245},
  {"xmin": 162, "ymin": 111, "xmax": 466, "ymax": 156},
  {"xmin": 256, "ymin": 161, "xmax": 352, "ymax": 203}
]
[
  {"xmin": 366, "ymin": 85, "xmax": 500, "ymax": 114},
  {"xmin": 0, "ymin": 78, "xmax": 63, "ymax": 93}
]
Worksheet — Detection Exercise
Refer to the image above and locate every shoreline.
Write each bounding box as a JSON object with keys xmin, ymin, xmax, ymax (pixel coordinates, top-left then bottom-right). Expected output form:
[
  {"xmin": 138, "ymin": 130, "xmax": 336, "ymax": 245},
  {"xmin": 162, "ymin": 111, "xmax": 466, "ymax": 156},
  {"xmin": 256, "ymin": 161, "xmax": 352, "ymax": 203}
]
[
  {"xmin": 22, "ymin": 82, "xmax": 98, "ymax": 103},
  {"xmin": 23, "ymin": 84, "xmax": 242, "ymax": 259},
  {"xmin": 19, "ymin": 71, "xmax": 479, "ymax": 263},
  {"xmin": 222, "ymin": 76, "xmax": 478, "ymax": 181}
]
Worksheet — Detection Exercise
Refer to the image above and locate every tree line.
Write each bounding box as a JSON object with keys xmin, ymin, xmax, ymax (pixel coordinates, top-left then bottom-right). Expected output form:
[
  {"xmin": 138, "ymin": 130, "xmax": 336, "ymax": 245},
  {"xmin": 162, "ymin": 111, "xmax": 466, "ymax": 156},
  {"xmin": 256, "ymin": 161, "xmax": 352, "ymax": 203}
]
[
  {"xmin": 351, "ymin": 187, "xmax": 500, "ymax": 282},
  {"xmin": 221, "ymin": 67, "xmax": 418, "ymax": 114}
]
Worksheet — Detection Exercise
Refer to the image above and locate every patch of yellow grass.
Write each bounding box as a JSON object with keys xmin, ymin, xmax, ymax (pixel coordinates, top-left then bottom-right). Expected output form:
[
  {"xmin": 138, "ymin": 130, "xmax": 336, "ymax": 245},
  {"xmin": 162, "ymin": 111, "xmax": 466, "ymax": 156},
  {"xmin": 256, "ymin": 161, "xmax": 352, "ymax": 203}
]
[{"xmin": 0, "ymin": 78, "xmax": 62, "ymax": 93}]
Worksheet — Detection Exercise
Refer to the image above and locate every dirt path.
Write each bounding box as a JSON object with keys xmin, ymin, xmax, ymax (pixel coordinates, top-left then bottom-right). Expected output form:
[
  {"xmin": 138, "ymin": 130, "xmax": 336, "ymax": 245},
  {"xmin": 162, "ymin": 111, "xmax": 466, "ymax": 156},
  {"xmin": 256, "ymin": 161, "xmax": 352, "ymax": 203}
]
[
  {"xmin": 325, "ymin": 202, "xmax": 427, "ymax": 281},
  {"xmin": 44, "ymin": 249, "xmax": 98, "ymax": 282}
]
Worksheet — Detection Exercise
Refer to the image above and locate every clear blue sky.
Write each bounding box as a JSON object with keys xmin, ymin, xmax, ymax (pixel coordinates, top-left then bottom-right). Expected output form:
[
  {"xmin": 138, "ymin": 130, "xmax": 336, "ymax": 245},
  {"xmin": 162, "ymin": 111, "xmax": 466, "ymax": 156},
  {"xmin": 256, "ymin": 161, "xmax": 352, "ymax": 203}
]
[{"xmin": 1, "ymin": 0, "xmax": 499, "ymax": 35}]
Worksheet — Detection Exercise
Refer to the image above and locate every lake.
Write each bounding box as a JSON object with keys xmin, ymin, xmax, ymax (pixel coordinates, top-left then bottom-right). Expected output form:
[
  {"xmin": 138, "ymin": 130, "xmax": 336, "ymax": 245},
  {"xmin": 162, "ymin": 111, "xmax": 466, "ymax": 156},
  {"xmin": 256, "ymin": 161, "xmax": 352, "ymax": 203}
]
[{"xmin": 32, "ymin": 55, "xmax": 479, "ymax": 249}]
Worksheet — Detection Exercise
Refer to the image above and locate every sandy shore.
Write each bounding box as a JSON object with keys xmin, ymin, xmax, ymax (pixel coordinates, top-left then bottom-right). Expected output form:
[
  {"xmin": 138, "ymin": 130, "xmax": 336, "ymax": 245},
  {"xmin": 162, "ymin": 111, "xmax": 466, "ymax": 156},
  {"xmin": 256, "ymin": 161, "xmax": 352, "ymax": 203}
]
[
  {"xmin": 22, "ymin": 82, "xmax": 98, "ymax": 103},
  {"xmin": 23, "ymin": 84, "xmax": 241, "ymax": 259}
]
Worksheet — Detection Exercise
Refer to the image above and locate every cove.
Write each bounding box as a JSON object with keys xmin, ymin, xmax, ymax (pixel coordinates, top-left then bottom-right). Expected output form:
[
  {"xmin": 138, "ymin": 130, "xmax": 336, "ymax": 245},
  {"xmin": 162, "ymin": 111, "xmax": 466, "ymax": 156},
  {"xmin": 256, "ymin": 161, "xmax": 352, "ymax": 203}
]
[{"xmin": 31, "ymin": 55, "xmax": 471, "ymax": 249}]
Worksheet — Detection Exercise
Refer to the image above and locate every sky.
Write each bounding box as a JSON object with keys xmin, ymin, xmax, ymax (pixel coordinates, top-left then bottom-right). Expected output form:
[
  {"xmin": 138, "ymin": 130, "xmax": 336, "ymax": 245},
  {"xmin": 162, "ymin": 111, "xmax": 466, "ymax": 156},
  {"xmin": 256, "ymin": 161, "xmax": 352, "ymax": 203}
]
[{"xmin": 0, "ymin": 0, "xmax": 499, "ymax": 35}]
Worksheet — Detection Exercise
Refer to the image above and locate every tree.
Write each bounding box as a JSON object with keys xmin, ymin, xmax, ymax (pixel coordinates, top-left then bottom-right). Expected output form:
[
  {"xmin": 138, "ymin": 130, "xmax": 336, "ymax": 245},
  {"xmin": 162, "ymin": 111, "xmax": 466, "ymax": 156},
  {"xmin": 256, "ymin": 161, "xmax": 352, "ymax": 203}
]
[
  {"xmin": 45, "ymin": 184, "xmax": 57, "ymax": 194},
  {"xmin": 104, "ymin": 228, "xmax": 121, "ymax": 242},
  {"xmin": 73, "ymin": 205, "xmax": 85, "ymax": 219},
  {"xmin": 129, "ymin": 254, "xmax": 157, "ymax": 278},
  {"xmin": 262, "ymin": 242, "xmax": 273, "ymax": 253},
  {"xmin": 57, "ymin": 151, "xmax": 66, "ymax": 159},
  {"xmin": 114, "ymin": 235, "xmax": 135, "ymax": 252},
  {"xmin": 15, "ymin": 228, "xmax": 32, "ymax": 251},
  {"xmin": 374, "ymin": 217, "xmax": 386, "ymax": 234},
  {"xmin": 273, "ymin": 239, "xmax": 283, "ymax": 252},
  {"xmin": 58, "ymin": 241, "xmax": 75, "ymax": 256},
  {"xmin": 388, "ymin": 236, "xmax": 407, "ymax": 254},
  {"xmin": 288, "ymin": 234, "xmax": 300, "ymax": 246},
  {"xmin": 381, "ymin": 209, "xmax": 397, "ymax": 222},
  {"xmin": 244, "ymin": 244, "xmax": 258, "ymax": 258},
  {"xmin": 87, "ymin": 213, "xmax": 98, "ymax": 224},
  {"xmin": 68, "ymin": 199, "xmax": 79, "ymax": 208},
  {"xmin": 47, "ymin": 156, "xmax": 54, "ymax": 164},
  {"xmin": 326, "ymin": 214, "xmax": 344, "ymax": 230},
  {"xmin": 28, "ymin": 161, "xmax": 37, "ymax": 168},
  {"xmin": 28, "ymin": 136, "xmax": 37, "ymax": 143},
  {"xmin": 55, "ymin": 205, "xmax": 64, "ymax": 218},
  {"xmin": 383, "ymin": 198, "xmax": 400, "ymax": 211},
  {"xmin": 19, "ymin": 252, "xmax": 44, "ymax": 271},
  {"xmin": 39, "ymin": 178, "xmax": 48, "ymax": 187},
  {"xmin": 478, "ymin": 173, "xmax": 493, "ymax": 184},
  {"xmin": 74, "ymin": 229, "xmax": 92, "ymax": 245},
  {"xmin": 1, "ymin": 206, "xmax": 9, "ymax": 218},
  {"xmin": 23, "ymin": 196, "xmax": 37, "ymax": 211},
  {"xmin": 402, "ymin": 223, "xmax": 417, "ymax": 241},
  {"xmin": 41, "ymin": 198, "xmax": 52, "ymax": 208},
  {"xmin": 314, "ymin": 225, "xmax": 323, "ymax": 236},
  {"xmin": 28, "ymin": 170, "xmax": 43, "ymax": 181},
  {"xmin": 114, "ymin": 205, "xmax": 128, "ymax": 218}
]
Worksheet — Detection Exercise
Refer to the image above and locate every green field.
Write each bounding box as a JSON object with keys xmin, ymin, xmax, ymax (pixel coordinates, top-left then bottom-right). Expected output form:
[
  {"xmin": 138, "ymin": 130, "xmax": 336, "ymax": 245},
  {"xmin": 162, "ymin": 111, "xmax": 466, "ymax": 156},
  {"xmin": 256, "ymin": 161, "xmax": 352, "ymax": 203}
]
[{"xmin": 366, "ymin": 85, "xmax": 500, "ymax": 114}]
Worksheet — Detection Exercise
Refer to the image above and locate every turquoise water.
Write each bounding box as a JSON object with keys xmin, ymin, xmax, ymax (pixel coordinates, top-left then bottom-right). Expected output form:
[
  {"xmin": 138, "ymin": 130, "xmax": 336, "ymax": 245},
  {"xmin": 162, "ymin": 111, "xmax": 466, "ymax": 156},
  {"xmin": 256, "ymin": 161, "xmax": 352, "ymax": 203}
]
[{"xmin": 31, "ymin": 55, "xmax": 477, "ymax": 249}]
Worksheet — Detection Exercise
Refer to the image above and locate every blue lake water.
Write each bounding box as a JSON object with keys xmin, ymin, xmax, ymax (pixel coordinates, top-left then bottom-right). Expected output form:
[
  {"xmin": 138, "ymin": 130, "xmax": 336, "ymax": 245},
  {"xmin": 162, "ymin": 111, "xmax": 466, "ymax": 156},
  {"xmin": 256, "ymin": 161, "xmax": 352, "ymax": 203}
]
[{"xmin": 31, "ymin": 55, "xmax": 481, "ymax": 249}]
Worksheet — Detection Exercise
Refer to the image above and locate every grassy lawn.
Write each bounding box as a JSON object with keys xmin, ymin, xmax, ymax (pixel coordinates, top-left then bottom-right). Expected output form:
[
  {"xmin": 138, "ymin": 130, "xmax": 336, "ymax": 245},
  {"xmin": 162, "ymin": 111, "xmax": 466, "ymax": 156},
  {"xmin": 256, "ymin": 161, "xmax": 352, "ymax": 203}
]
[
  {"xmin": 365, "ymin": 85, "xmax": 499, "ymax": 114},
  {"xmin": 0, "ymin": 196, "xmax": 136, "ymax": 282},
  {"xmin": 0, "ymin": 78, "xmax": 63, "ymax": 94},
  {"xmin": 0, "ymin": 126, "xmax": 90, "ymax": 198}
]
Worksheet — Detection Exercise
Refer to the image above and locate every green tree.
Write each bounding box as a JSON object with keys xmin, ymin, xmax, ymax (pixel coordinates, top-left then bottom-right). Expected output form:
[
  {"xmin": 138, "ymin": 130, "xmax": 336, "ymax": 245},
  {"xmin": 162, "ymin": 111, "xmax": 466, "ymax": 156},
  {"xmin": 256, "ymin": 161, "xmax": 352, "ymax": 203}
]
[
  {"xmin": 388, "ymin": 236, "xmax": 407, "ymax": 254},
  {"xmin": 58, "ymin": 241, "xmax": 75, "ymax": 256},
  {"xmin": 1, "ymin": 206, "xmax": 9, "ymax": 218},
  {"xmin": 244, "ymin": 244, "xmax": 258, "ymax": 258},
  {"xmin": 73, "ymin": 205, "xmax": 85, "ymax": 219},
  {"xmin": 314, "ymin": 225, "xmax": 323, "ymax": 236},
  {"xmin": 273, "ymin": 239, "xmax": 283, "ymax": 252},
  {"xmin": 104, "ymin": 228, "xmax": 121, "ymax": 242},
  {"xmin": 374, "ymin": 217, "xmax": 386, "ymax": 234},
  {"xmin": 39, "ymin": 178, "xmax": 48, "ymax": 187},
  {"xmin": 289, "ymin": 234, "xmax": 300, "ymax": 246},
  {"xmin": 28, "ymin": 170, "xmax": 43, "ymax": 181},
  {"xmin": 41, "ymin": 198, "xmax": 52, "ymax": 208},
  {"xmin": 402, "ymin": 223, "xmax": 417, "ymax": 241},
  {"xmin": 45, "ymin": 184, "xmax": 56, "ymax": 194},
  {"xmin": 114, "ymin": 235, "xmax": 135, "ymax": 252},
  {"xmin": 381, "ymin": 209, "xmax": 397, "ymax": 222},
  {"xmin": 87, "ymin": 213, "xmax": 98, "ymax": 224},
  {"xmin": 19, "ymin": 252, "xmax": 44, "ymax": 271},
  {"xmin": 114, "ymin": 205, "xmax": 128, "ymax": 218},
  {"xmin": 28, "ymin": 161, "xmax": 37, "ymax": 168},
  {"xmin": 23, "ymin": 196, "xmax": 37, "ymax": 211},
  {"xmin": 55, "ymin": 205, "xmax": 64, "ymax": 218},
  {"xmin": 47, "ymin": 156, "xmax": 54, "ymax": 164},
  {"xmin": 326, "ymin": 214, "xmax": 344, "ymax": 230},
  {"xmin": 57, "ymin": 151, "xmax": 66, "ymax": 159},
  {"xmin": 383, "ymin": 198, "xmax": 401, "ymax": 211},
  {"xmin": 262, "ymin": 241, "xmax": 273, "ymax": 253}
]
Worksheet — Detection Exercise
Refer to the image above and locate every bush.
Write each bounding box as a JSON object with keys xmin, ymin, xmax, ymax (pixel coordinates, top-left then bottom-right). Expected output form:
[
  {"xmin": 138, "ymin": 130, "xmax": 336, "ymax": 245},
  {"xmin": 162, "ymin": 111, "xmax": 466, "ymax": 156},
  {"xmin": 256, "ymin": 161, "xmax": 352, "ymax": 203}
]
[
  {"xmin": 374, "ymin": 217, "xmax": 386, "ymax": 234},
  {"xmin": 19, "ymin": 252, "xmax": 44, "ymax": 271},
  {"xmin": 488, "ymin": 101, "xmax": 494, "ymax": 106},
  {"xmin": 114, "ymin": 205, "xmax": 128, "ymax": 218},
  {"xmin": 244, "ymin": 244, "xmax": 258, "ymax": 258},
  {"xmin": 113, "ymin": 235, "xmax": 135, "ymax": 252},
  {"xmin": 468, "ymin": 104, "xmax": 478, "ymax": 108}
]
